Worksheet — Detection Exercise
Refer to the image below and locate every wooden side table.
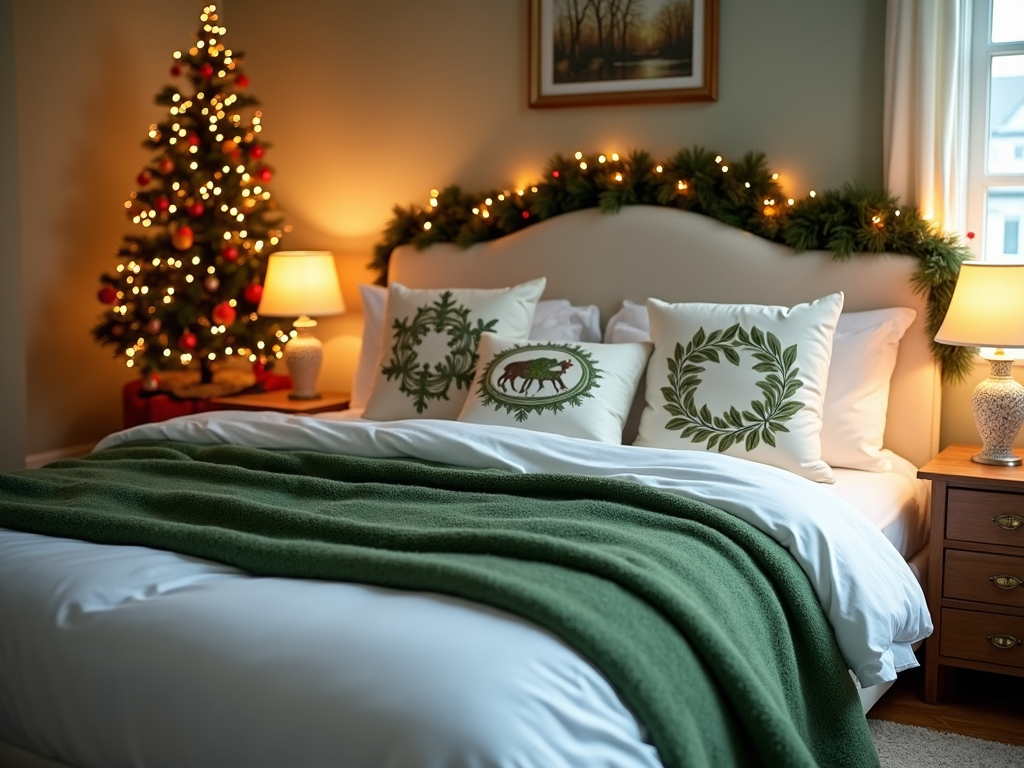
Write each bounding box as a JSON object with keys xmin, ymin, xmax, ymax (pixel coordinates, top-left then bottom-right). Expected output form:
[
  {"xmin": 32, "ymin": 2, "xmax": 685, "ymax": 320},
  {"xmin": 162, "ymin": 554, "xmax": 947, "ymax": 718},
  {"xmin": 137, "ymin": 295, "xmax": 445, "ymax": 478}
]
[
  {"xmin": 918, "ymin": 444, "xmax": 1024, "ymax": 703},
  {"xmin": 210, "ymin": 389, "xmax": 350, "ymax": 415}
]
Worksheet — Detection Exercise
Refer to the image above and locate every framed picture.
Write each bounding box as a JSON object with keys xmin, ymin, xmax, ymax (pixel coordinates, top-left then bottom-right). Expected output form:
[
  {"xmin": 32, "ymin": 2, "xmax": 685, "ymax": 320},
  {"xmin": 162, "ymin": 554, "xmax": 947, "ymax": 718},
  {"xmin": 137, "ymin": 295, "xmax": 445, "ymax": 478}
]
[{"xmin": 529, "ymin": 0, "xmax": 718, "ymax": 108}]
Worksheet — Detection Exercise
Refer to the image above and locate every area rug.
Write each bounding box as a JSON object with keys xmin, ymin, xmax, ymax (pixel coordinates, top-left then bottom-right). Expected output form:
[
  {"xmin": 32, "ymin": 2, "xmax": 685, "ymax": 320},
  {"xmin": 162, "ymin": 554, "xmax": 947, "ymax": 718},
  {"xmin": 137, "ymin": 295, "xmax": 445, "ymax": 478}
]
[{"xmin": 868, "ymin": 719, "xmax": 1024, "ymax": 767}]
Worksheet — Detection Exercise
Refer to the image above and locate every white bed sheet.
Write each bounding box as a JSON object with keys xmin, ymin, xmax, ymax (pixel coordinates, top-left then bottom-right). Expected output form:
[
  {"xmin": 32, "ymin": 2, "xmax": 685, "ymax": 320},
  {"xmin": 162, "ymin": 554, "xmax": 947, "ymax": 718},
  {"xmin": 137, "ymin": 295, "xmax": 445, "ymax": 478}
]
[{"xmin": 0, "ymin": 413, "xmax": 933, "ymax": 768}]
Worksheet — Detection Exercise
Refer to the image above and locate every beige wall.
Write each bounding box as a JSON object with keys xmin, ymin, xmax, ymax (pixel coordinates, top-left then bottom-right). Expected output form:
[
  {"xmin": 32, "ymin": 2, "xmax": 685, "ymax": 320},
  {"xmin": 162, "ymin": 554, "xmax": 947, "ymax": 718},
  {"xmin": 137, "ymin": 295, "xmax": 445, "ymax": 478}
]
[
  {"xmin": 1, "ymin": 0, "xmax": 25, "ymax": 470},
  {"xmin": 14, "ymin": 0, "xmax": 889, "ymax": 455}
]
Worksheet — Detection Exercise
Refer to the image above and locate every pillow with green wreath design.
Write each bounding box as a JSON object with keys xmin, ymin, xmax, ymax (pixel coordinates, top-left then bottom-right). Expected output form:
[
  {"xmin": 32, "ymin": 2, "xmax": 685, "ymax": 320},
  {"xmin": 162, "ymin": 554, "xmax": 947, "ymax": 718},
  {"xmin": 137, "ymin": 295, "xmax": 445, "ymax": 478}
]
[
  {"xmin": 362, "ymin": 278, "xmax": 546, "ymax": 421},
  {"xmin": 457, "ymin": 333, "xmax": 652, "ymax": 443},
  {"xmin": 634, "ymin": 293, "xmax": 844, "ymax": 482}
]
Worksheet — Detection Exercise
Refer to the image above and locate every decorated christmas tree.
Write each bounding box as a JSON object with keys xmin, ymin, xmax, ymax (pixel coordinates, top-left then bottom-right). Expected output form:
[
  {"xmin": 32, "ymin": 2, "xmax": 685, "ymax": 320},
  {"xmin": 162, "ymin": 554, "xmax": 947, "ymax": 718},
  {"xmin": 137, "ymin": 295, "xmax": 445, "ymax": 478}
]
[{"xmin": 93, "ymin": 3, "xmax": 292, "ymax": 389}]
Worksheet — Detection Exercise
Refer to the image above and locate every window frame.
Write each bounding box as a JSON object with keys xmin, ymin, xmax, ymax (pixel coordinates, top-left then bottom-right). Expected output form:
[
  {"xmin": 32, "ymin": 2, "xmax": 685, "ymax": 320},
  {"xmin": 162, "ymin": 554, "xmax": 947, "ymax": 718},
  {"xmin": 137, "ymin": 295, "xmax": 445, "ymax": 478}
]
[{"xmin": 966, "ymin": 0, "xmax": 1024, "ymax": 259}]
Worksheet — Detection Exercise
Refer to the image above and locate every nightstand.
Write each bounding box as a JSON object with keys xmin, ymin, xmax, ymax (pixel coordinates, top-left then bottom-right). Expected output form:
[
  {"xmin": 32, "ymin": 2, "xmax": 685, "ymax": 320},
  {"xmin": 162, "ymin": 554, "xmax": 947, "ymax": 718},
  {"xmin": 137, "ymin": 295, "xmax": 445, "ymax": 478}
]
[
  {"xmin": 209, "ymin": 389, "xmax": 350, "ymax": 415},
  {"xmin": 918, "ymin": 444, "xmax": 1024, "ymax": 703}
]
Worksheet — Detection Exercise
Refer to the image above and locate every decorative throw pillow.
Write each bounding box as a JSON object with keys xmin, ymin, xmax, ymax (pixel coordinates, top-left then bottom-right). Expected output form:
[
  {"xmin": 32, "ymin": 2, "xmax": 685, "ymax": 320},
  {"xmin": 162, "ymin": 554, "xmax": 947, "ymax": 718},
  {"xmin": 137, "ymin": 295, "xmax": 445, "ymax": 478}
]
[
  {"xmin": 352, "ymin": 286, "xmax": 600, "ymax": 410},
  {"xmin": 634, "ymin": 293, "xmax": 844, "ymax": 482},
  {"xmin": 362, "ymin": 278, "xmax": 546, "ymax": 421},
  {"xmin": 820, "ymin": 308, "xmax": 916, "ymax": 471},
  {"xmin": 457, "ymin": 333, "xmax": 652, "ymax": 443}
]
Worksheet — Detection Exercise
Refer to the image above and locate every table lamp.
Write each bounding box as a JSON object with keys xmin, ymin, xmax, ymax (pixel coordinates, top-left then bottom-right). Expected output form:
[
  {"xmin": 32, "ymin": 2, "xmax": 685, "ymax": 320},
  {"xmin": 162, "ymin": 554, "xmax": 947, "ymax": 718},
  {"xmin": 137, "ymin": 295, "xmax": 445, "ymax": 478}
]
[
  {"xmin": 935, "ymin": 261, "xmax": 1024, "ymax": 466},
  {"xmin": 258, "ymin": 251, "xmax": 345, "ymax": 400}
]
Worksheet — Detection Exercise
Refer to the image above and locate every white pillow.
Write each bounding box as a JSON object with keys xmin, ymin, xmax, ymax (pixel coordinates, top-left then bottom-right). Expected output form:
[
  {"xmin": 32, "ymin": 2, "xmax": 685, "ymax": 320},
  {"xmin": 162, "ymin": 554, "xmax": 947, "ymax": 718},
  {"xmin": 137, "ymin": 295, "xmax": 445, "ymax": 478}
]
[
  {"xmin": 352, "ymin": 286, "xmax": 601, "ymax": 410},
  {"xmin": 458, "ymin": 333, "xmax": 652, "ymax": 444},
  {"xmin": 606, "ymin": 300, "xmax": 916, "ymax": 470},
  {"xmin": 820, "ymin": 308, "xmax": 916, "ymax": 471},
  {"xmin": 362, "ymin": 279, "xmax": 546, "ymax": 421},
  {"xmin": 634, "ymin": 294, "xmax": 844, "ymax": 482}
]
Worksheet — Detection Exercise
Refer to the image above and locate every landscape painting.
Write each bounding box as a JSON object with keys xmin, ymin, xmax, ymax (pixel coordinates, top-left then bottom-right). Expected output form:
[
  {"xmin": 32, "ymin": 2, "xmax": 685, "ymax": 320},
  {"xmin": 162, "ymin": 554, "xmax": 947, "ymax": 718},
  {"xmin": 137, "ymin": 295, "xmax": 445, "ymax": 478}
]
[{"xmin": 530, "ymin": 0, "xmax": 718, "ymax": 107}]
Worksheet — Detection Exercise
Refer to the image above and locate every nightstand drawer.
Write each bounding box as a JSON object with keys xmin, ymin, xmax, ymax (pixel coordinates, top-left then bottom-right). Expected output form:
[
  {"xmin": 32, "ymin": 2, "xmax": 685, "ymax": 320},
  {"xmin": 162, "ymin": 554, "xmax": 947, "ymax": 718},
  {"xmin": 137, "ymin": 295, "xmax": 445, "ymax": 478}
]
[
  {"xmin": 946, "ymin": 489, "xmax": 1024, "ymax": 548},
  {"xmin": 944, "ymin": 550, "xmax": 1024, "ymax": 608},
  {"xmin": 940, "ymin": 608, "xmax": 1024, "ymax": 668}
]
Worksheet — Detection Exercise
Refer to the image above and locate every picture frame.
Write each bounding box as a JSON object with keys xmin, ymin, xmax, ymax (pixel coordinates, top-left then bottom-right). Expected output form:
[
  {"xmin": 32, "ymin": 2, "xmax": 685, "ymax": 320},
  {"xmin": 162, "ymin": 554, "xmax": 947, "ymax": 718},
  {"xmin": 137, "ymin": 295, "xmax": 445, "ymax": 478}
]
[{"xmin": 529, "ymin": 0, "xmax": 718, "ymax": 108}]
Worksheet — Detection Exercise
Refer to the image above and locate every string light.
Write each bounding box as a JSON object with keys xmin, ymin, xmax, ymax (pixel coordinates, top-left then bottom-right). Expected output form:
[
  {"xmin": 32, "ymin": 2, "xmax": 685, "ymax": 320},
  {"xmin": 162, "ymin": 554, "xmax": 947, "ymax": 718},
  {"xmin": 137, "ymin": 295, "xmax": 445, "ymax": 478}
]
[{"xmin": 611, "ymin": 153, "xmax": 619, "ymax": 161}]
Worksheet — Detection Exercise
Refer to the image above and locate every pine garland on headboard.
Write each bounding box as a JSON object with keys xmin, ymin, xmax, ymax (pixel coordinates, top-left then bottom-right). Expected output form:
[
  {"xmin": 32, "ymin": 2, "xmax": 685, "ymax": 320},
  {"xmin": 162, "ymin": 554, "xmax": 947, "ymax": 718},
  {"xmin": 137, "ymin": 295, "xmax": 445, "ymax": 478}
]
[{"xmin": 373, "ymin": 146, "xmax": 972, "ymax": 383}]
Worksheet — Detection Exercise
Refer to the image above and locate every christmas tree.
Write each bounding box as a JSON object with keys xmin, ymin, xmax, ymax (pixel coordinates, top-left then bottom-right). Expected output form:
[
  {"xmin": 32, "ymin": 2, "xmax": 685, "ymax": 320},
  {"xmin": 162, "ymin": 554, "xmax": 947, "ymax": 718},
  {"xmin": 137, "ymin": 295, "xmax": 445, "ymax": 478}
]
[{"xmin": 93, "ymin": 3, "xmax": 292, "ymax": 386}]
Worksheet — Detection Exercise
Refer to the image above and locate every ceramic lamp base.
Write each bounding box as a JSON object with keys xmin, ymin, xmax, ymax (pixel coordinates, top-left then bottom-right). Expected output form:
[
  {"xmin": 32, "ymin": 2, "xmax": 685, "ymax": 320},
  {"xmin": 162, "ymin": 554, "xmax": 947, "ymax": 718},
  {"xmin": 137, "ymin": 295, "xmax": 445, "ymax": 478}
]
[
  {"xmin": 971, "ymin": 359, "xmax": 1024, "ymax": 467},
  {"xmin": 283, "ymin": 317, "xmax": 323, "ymax": 400}
]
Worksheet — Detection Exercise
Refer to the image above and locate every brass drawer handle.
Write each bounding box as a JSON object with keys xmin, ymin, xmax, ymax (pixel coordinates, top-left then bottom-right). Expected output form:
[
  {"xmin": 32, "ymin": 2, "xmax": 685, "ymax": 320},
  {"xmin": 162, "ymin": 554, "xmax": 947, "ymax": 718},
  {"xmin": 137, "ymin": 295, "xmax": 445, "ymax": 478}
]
[
  {"xmin": 990, "ymin": 575, "xmax": 1023, "ymax": 590},
  {"xmin": 988, "ymin": 634, "xmax": 1023, "ymax": 649},
  {"xmin": 992, "ymin": 515, "xmax": 1024, "ymax": 530}
]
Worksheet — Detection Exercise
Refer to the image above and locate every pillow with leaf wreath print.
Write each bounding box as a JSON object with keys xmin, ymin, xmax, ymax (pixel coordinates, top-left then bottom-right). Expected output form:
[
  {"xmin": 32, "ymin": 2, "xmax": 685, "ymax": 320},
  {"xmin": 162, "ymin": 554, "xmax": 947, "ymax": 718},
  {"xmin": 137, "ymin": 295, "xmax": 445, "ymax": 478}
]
[
  {"xmin": 362, "ymin": 278, "xmax": 546, "ymax": 421},
  {"xmin": 634, "ymin": 293, "xmax": 844, "ymax": 482},
  {"xmin": 458, "ymin": 333, "xmax": 652, "ymax": 444}
]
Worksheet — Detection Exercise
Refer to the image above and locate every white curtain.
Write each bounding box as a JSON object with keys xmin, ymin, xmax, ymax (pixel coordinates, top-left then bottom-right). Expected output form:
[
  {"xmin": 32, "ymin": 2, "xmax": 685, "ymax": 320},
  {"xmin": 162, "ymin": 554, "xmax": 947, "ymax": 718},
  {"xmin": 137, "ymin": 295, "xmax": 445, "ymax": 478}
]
[{"xmin": 883, "ymin": 0, "xmax": 971, "ymax": 232}]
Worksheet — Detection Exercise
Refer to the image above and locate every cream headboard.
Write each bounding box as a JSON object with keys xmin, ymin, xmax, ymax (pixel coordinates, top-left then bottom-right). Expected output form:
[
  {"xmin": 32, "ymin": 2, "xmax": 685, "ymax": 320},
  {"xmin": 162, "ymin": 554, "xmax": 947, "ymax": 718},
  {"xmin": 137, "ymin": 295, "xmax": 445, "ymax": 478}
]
[{"xmin": 388, "ymin": 206, "xmax": 941, "ymax": 468}]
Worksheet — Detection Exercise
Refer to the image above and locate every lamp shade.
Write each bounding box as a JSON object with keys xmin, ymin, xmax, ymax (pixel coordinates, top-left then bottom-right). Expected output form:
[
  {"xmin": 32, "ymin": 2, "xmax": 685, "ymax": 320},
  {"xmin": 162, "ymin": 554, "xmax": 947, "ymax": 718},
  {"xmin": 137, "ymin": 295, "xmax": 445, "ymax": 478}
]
[
  {"xmin": 257, "ymin": 251, "xmax": 345, "ymax": 318},
  {"xmin": 934, "ymin": 262, "xmax": 1024, "ymax": 348}
]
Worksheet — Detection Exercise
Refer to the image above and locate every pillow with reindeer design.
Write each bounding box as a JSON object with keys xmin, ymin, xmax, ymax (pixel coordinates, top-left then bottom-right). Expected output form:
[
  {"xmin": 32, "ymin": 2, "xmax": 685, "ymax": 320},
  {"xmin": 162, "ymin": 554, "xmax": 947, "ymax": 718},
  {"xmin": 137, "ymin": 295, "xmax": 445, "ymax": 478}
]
[
  {"xmin": 457, "ymin": 333, "xmax": 652, "ymax": 444},
  {"xmin": 634, "ymin": 293, "xmax": 843, "ymax": 482}
]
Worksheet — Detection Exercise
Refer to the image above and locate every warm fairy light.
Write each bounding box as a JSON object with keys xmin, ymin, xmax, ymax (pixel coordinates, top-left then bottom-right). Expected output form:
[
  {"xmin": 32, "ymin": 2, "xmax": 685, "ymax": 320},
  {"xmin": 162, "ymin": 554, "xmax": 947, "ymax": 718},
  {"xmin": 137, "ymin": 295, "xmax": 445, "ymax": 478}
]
[
  {"xmin": 613, "ymin": 173, "xmax": 623, "ymax": 182},
  {"xmin": 677, "ymin": 181, "xmax": 687, "ymax": 190},
  {"xmin": 482, "ymin": 211, "xmax": 490, "ymax": 219},
  {"xmin": 598, "ymin": 155, "xmax": 606, "ymax": 163},
  {"xmin": 809, "ymin": 190, "xmax": 816, "ymax": 197},
  {"xmin": 611, "ymin": 153, "xmax": 619, "ymax": 161},
  {"xmin": 787, "ymin": 198, "xmax": 794, "ymax": 205},
  {"xmin": 430, "ymin": 188, "xmax": 439, "ymax": 197},
  {"xmin": 429, "ymin": 198, "xmax": 438, "ymax": 207},
  {"xmin": 126, "ymin": 360, "xmax": 134, "ymax": 368},
  {"xmin": 497, "ymin": 194, "xmax": 505, "ymax": 201},
  {"xmin": 423, "ymin": 221, "xmax": 432, "ymax": 230},
  {"xmin": 772, "ymin": 173, "xmax": 779, "ymax": 180},
  {"xmin": 655, "ymin": 165, "xmax": 663, "ymax": 173},
  {"xmin": 531, "ymin": 186, "xmax": 538, "ymax": 193},
  {"xmin": 207, "ymin": 266, "xmax": 216, "ymax": 274},
  {"xmin": 173, "ymin": 50, "xmax": 182, "ymax": 59},
  {"xmin": 472, "ymin": 207, "xmax": 480, "ymax": 214},
  {"xmin": 574, "ymin": 151, "xmax": 583, "ymax": 160},
  {"xmin": 580, "ymin": 162, "xmax": 587, "ymax": 170},
  {"xmin": 715, "ymin": 155, "xmax": 722, "ymax": 164},
  {"xmin": 186, "ymin": 275, "xmax": 194, "ymax": 283},
  {"xmin": 721, "ymin": 165, "xmax": 729, "ymax": 173},
  {"xmin": 516, "ymin": 189, "xmax": 524, "ymax": 196},
  {"xmin": 485, "ymin": 198, "xmax": 493, "ymax": 205},
  {"xmin": 895, "ymin": 209, "xmax": 901, "ymax": 216},
  {"xmin": 744, "ymin": 182, "xmax": 751, "ymax": 188},
  {"xmin": 164, "ymin": 349, "xmax": 171, "ymax": 356}
]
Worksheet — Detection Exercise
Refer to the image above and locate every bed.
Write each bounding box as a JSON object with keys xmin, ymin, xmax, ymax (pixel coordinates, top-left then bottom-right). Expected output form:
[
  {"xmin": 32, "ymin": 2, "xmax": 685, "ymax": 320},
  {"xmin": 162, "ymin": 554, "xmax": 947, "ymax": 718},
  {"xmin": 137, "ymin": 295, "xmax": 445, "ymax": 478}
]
[{"xmin": 0, "ymin": 206, "xmax": 937, "ymax": 768}]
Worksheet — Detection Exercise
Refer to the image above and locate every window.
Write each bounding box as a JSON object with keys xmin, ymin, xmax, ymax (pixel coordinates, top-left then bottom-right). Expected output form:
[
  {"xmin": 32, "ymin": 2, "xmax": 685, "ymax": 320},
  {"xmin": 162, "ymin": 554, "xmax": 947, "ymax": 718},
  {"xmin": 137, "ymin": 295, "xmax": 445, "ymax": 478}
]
[{"xmin": 967, "ymin": 0, "xmax": 1024, "ymax": 259}]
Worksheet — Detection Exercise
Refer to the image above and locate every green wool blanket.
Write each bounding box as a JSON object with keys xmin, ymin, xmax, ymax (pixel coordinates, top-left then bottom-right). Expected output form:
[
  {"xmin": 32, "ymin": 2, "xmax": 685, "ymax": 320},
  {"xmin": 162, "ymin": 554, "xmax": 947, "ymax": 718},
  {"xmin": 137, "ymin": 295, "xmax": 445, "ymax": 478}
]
[{"xmin": 0, "ymin": 441, "xmax": 879, "ymax": 768}]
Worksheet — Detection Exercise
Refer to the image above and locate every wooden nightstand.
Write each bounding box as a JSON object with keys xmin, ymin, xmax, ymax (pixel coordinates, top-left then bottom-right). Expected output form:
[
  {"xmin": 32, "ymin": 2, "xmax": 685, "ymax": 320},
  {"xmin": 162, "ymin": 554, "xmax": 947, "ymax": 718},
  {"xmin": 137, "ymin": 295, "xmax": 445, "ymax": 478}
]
[
  {"xmin": 210, "ymin": 389, "xmax": 350, "ymax": 415},
  {"xmin": 918, "ymin": 444, "xmax": 1024, "ymax": 703}
]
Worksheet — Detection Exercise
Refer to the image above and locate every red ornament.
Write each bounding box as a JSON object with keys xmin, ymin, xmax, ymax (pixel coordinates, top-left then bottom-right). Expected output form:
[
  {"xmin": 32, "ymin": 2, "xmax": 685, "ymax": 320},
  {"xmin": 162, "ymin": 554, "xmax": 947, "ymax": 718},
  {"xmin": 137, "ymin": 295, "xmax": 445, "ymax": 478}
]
[
  {"xmin": 211, "ymin": 301, "xmax": 236, "ymax": 327},
  {"xmin": 222, "ymin": 245, "xmax": 239, "ymax": 260},
  {"xmin": 199, "ymin": 62, "xmax": 214, "ymax": 79},
  {"xmin": 97, "ymin": 286, "xmax": 117, "ymax": 304},
  {"xmin": 155, "ymin": 195, "xmax": 170, "ymax": 212},
  {"xmin": 158, "ymin": 158, "xmax": 175, "ymax": 175},
  {"xmin": 552, "ymin": 170, "xmax": 560, "ymax": 178},
  {"xmin": 170, "ymin": 64, "xmax": 181, "ymax": 77},
  {"xmin": 171, "ymin": 225, "xmax": 194, "ymax": 251},
  {"xmin": 189, "ymin": 202, "xmax": 205, "ymax": 217},
  {"xmin": 136, "ymin": 170, "xmax": 152, "ymax": 186},
  {"xmin": 242, "ymin": 283, "xmax": 263, "ymax": 305},
  {"xmin": 236, "ymin": 73, "xmax": 250, "ymax": 88},
  {"xmin": 187, "ymin": 133, "xmax": 200, "ymax": 146},
  {"xmin": 967, "ymin": 231, "xmax": 976, "ymax": 240},
  {"xmin": 179, "ymin": 331, "xmax": 197, "ymax": 351},
  {"xmin": 522, "ymin": 211, "xmax": 530, "ymax": 219},
  {"xmin": 248, "ymin": 144, "xmax": 264, "ymax": 159},
  {"xmin": 257, "ymin": 167, "xmax": 273, "ymax": 183},
  {"xmin": 144, "ymin": 318, "xmax": 162, "ymax": 335}
]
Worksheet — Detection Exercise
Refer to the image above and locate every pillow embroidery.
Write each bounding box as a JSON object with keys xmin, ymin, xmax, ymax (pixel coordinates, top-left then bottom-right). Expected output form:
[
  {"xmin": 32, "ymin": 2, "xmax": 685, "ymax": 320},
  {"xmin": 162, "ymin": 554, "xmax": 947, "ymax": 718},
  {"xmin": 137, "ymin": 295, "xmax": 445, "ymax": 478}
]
[
  {"xmin": 662, "ymin": 324, "xmax": 804, "ymax": 453},
  {"xmin": 382, "ymin": 291, "xmax": 499, "ymax": 413},
  {"xmin": 477, "ymin": 342, "xmax": 603, "ymax": 421}
]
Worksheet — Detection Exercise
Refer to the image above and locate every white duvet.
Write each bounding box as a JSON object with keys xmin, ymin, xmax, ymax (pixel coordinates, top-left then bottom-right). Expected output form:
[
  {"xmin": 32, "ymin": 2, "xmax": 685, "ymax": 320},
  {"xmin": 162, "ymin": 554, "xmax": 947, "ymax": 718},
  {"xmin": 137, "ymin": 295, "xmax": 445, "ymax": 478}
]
[{"xmin": 0, "ymin": 413, "xmax": 932, "ymax": 768}]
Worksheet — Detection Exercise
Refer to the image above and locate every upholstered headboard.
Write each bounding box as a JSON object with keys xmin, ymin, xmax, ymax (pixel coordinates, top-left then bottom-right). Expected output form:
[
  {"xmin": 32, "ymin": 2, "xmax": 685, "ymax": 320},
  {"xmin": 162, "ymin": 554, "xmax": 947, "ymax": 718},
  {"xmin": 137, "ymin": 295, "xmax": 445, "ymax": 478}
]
[{"xmin": 388, "ymin": 206, "xmax": 941, "ymax": 468}]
